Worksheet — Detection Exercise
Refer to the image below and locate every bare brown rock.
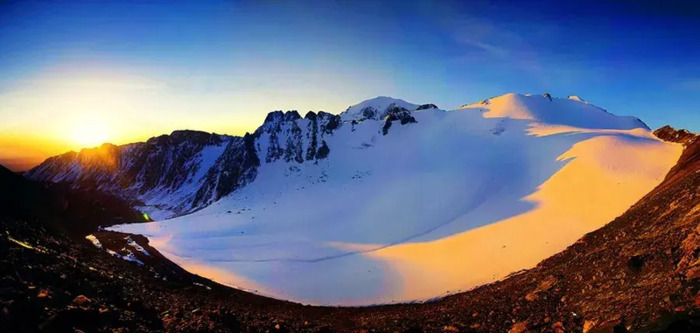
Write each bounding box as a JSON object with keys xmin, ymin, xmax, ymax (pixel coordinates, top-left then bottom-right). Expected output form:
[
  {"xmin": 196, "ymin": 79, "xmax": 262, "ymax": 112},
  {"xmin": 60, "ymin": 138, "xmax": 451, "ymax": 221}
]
[
  {"xmin": 72, "ymin": 295, "xmax": 91, "ymax": 306},
  {"xmin": 654, "ymin": 125, "xmax": 698, "ymax": 145},
  {"xmin": 508, "ymin": 320, "xmax": 528, "ymax": 333}
]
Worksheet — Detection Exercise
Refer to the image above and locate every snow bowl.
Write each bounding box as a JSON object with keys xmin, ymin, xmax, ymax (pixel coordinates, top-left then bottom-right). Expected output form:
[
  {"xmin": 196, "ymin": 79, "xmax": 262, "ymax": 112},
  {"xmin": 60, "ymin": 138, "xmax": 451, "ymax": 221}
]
[{"xmin": 109, "ymin": 93, "xmax": 682, "ymax": 305}]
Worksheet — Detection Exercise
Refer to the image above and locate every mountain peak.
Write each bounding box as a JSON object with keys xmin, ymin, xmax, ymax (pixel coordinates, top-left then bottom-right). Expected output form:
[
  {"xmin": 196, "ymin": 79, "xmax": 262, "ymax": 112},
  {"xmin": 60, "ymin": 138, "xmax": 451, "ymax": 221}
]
[
  {"xmin": 146, "ymin": 130, "xmax": 226, "ymax": 146},
  {"xmin": 340, "ymin": 96, "xmax": 421, "ymax": 121},
  {"xmin": 567, "ymin": 95, "xmax": 586, "ymax": 102},
  {"xmin": 460, "ymin": 92, "xmax": 649, "ymax": 130},
  {"xmin": 262, "ymin": 110, "xmax": 303, "ymax": 126},
  {"xmin": 654, "ymin": 125, "xmax": 697, "ymax": 145}
]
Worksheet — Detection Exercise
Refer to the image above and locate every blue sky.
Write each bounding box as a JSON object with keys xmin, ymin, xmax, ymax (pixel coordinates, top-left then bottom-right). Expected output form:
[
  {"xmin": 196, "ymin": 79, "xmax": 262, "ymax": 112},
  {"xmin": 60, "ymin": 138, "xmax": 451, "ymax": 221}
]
[{"xmin": 0, "ymin": 0, "xmax": 699, "ymax": 169}]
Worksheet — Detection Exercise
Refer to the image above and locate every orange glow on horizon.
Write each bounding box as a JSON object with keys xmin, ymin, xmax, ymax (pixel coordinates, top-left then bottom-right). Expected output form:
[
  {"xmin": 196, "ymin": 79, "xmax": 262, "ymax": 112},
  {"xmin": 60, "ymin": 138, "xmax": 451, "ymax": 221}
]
[
  {"xmin": 0, "ymin": 66, "xmax": 371, "ymax": 171},
  {"xmin": 0, "ymin": 121, "xmax": 251, "ymax": 172}
]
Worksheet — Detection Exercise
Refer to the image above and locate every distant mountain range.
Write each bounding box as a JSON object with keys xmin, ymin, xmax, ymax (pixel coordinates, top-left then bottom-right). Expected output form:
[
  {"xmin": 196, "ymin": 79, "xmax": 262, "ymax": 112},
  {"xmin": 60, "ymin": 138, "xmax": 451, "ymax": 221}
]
[{"xmin": 22, "ymin": 93, "xmax": 649, "ymax": 220}]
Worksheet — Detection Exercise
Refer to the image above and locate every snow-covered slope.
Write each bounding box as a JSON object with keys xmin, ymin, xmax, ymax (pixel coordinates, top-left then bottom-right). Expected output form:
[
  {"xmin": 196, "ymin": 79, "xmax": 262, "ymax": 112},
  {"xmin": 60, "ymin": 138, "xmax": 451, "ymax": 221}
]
[
  {"xmin": 105, "ymin": 93, "xmax": 682, "ymax": 305},
  {"xmin": 460, "ymin": 93, "xmax": 647, "ymax": 130}
]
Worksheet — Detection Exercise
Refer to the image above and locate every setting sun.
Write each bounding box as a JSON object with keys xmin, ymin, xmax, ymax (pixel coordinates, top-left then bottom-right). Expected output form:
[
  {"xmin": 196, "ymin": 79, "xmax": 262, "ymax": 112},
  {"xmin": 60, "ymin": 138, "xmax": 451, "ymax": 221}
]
[{"xmin": 70, "ymin": 118, "xmax": 112, "ymax": 148}]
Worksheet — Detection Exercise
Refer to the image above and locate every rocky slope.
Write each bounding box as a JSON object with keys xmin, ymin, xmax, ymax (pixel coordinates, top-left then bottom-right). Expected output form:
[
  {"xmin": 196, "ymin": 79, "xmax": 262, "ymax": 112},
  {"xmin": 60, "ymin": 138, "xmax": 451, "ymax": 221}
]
[
  {"xmin": 0, "ymin": 164, "xmax": 145, "ymax": 235},
  {"xmin": 654, "ymin": 126, "xmax": 698, "ymax": 145}
]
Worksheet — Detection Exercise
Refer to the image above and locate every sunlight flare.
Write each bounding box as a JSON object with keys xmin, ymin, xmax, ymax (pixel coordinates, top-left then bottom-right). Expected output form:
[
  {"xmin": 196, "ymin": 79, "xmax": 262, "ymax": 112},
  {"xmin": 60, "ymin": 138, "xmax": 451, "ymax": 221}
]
[{"xmin": 69, "ymin": 118, "xmax": 112, "ymax": 148}]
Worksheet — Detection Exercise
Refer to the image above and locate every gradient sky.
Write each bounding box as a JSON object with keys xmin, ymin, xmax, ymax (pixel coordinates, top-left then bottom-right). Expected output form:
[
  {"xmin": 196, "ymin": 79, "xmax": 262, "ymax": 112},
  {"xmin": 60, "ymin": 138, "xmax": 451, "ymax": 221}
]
[{"xmin": 1, "ymin": 0, "xmax": 699, "ymax": 171}]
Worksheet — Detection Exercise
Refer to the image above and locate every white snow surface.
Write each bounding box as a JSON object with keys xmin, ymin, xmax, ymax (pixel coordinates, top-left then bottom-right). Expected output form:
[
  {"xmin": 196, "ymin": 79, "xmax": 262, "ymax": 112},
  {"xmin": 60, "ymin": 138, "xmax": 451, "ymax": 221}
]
[
  {"xmin": 460, "ymin": 93, "xmax": 647, "ymax": 130},
  {"xmin": 110, "ymin": 93, "xmax": 682, "ymax": 305},
  {"xmin": 125, "ymin": 236, "xmax": 150, "ymax": 256}
]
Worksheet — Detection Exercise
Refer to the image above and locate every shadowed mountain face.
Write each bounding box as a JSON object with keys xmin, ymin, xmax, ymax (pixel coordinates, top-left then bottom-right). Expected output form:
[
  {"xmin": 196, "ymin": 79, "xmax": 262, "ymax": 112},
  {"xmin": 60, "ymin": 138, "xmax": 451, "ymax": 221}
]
[
  {"xmin": 24, "ymin": 111, "xmax": 342, "ymax": 219},
  {"xmin": 23, "ymin": 130, "xmax": 255, "ymax": 219}
]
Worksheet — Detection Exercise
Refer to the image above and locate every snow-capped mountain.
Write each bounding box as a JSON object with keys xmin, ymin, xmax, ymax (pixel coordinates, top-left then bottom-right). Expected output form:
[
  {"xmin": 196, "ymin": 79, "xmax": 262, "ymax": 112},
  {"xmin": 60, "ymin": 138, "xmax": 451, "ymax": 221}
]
[
  {"xmin": 339, "ymin": 96, "xmax": 437, "ymax": 121},
  {"xmin": 253, "ymin": 110, "xmax": 340, "ymax": 163},
  {"xmin": 25, "ymin": 110, "xmax": 344, "ymax": 219},
  {"xmin": 30, "ymin": 93, "xmax": 682, "ymax": 305}
]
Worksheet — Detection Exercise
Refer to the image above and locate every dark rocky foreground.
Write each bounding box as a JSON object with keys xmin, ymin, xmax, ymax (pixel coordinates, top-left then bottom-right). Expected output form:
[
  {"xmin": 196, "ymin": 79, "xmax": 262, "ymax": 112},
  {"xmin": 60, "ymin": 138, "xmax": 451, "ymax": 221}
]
[{"xmin": 1, "ymin": 128, "xmax": 699, "ymax": 332}]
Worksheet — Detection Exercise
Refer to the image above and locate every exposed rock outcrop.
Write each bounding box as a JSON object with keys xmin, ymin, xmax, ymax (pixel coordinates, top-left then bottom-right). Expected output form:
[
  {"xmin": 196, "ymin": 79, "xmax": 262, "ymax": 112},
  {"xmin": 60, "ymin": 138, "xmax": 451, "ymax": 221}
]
[
  {"xmin": 382, "ymin": 106, "xmax": 417, "ymax": 135},
  {"xmin": 654, "ymin": 125, "xmax": 698, "ymax": 145},
  {"xmin": 254, "ymin": 110, "xmax": 339, "ymax": 163},
  {"xmin": 416, "ymin": 103, "xmax": 438, "ymax": 110}
]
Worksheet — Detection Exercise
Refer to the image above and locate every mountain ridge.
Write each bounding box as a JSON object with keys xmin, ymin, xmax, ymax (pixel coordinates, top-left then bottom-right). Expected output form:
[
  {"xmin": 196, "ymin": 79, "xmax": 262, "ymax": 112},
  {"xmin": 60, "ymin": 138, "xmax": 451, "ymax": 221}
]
[{"xmin": 23, "ymin": 94, "xmax": 435, "ymax": 218}]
